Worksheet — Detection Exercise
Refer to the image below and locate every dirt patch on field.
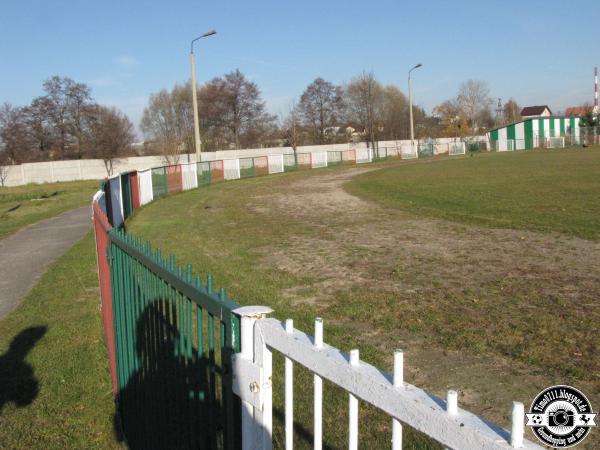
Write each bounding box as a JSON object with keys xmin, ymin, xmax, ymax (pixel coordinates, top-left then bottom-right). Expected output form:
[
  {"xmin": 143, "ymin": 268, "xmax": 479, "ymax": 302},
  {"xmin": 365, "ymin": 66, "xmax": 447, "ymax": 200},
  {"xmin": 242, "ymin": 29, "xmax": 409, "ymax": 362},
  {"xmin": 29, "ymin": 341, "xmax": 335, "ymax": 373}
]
[
  {"xmin": 259, "ymin": 167, "xmax": 600, "ymax": 305},
  {"xmin": 252, "ymin": 166, "xmax": 600, "ymax": 443}
]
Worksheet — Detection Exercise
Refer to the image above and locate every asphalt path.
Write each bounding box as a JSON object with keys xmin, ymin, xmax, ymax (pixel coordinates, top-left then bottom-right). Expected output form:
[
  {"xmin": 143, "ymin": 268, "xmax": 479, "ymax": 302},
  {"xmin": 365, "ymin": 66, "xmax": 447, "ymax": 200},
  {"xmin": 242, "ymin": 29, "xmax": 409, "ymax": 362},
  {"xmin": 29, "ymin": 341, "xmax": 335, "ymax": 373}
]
[{"xmin": 0, "ymin": 206, "xmax": 91, "ymax": 319}]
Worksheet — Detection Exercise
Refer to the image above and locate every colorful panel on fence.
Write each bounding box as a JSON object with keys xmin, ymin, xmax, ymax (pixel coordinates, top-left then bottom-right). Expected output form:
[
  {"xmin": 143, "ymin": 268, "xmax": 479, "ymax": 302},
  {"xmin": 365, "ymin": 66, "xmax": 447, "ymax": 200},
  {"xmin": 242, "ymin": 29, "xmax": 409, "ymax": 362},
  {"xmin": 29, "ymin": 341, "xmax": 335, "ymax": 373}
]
[
  {"xmin": 239, "ymin": 157, "xmax": 254, "ymax": 179},
  {"xmin": 108, "ymin": 175, "xmax": 124, "ymax": 227},
  {"xmin": 129, "ymin": 172, "xmax": 140, "ymax": 210},
  {"xmin": 343, "ymin": 149, "xmax": 356, "ymax": 163},
  {"xmin": 449, "ymin": 142, "xmax": 466, "ymax": 155},
  {"xmin": 253, "ymin": 156, "xmax": 269, "ymax": 176},
  {"xmin": 267, "ymin": 154, "xmax": 284, "ymax": 174},
  {"xmin": 197, "ymin": 162, "xmax": 211, "ymax": 186},
  {"xmin": 181, "ymin": 163, "xmax": 198, "ymax": 190},
  {"xmin": 355, "ymin": 148, "xmax": 372, "ymax": 163},
  {"xmin": 151, "ymin": 167, "xmax": 168, "ymax": 198},
  {"xmin": 138, "ymin": 170, "xmax": 154, "ymax": 206},
  {"xmin": 166, "ymin": 165, "xmax": 183, "ymax": 193},
  {"xmin": 374, "ymin": 148, "xmax": 388, "ymax": 160},
  {"xmin": 327, "ymin": 151, "xmax": 342, "ymax": 166},
  {"xmin": 385, "ymin": 147, "xmax": 400, "ymax": 158},
  {"xmin": 296, "ymin": 153, "xmax": 311, "ymax": 169},
  {"xmin": 209, "ymin": 160, "xmax": 224, "ymax": 183},
  {"xmin": 400, "ymin": 145, "xmax": 416, "ymax": 159},
  {"xmin": 223, "ymin": 159, "xmax": 241, "ymax": 180},
  {"xmin": 283, "ymin": 154, "xmax": 298, "ymax": 171},
  {"xmin": 311, "ymin": 152, "xmax": 328, "ymax": 168},
  {"xmin": 120, "ymin": 173, "xmax": 133, "ymax": 220}
]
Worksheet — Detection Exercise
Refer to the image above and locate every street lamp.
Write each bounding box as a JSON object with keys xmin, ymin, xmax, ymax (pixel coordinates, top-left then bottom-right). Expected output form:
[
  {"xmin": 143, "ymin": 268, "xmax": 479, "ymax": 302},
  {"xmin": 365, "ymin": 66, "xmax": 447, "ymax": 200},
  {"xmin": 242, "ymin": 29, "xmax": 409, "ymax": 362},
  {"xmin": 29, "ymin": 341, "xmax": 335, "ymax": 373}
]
[
  {"xmin": 408, "ymin": 63, "xmax": 422, "ymax": 157},
  {"xmin": 190, "ymin": 30, "xmax": 216, "ymax": 163}
]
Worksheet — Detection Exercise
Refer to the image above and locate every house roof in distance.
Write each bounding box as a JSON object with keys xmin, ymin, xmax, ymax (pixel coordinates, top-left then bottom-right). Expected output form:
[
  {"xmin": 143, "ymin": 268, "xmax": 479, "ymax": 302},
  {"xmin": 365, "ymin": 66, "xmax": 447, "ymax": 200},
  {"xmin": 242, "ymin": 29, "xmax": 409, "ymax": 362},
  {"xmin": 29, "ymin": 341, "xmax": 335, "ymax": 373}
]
[
  {"xmin": 520, "ymin": 105, "xmax": 552, "ymax": 116},
  {"xmin": 564, "ymin": 106, "xmax": 593, "ymax": 117}
]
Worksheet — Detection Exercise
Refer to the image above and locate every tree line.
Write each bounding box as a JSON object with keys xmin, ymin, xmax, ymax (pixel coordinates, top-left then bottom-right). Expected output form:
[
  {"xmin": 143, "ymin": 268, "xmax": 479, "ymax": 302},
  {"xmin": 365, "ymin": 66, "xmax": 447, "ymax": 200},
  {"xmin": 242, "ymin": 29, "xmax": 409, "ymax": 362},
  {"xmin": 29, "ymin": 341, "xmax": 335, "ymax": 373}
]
[
  {"xmin": 1, "ymin": 71, "xmax": 530, "ymax": 171},
  {"xmin": 0, "ymin": 76, "xmax": 134, "ymax": 174},
  {"xmin": 140, "ymin": 69, "xmax": 433, "ymax": 161}
]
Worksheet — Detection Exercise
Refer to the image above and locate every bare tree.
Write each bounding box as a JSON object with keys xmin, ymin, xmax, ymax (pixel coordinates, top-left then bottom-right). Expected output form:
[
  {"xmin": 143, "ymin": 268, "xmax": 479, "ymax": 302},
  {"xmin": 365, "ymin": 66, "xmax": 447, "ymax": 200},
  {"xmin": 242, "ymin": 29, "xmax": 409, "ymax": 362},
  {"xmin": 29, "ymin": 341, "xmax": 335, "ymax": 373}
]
[
  {"xmin": 433, "ymin": 99, "xmax": 466, "ymax": 137},
  {"xmin": 502, "ymin": 98, "xmax": 521, "ymax": 125},
  {"xmin": 456, "ymin": 80, "xmax": 493, "ymax": 134},
  {"xmin": 140, "ymin": 88, "xmax": 191, "ymax": 165},
  {"xmin": 0, "ymin": 150, "xmax": 10, "ymax": 187},
  {"xmin": 25, "ymin": 97, "xmax": 55, "ymax": 156},
  {"xmin": 280, "ymin": 101, "xmax": 301, "ymax": 163},
  {"xmin": 0, "ymin": 103, "xmax": 32, "ymax": 163},
  {"xmin": 299, "ymin": 78, "xmax": 344, "ymax": 144},
  {"xmin": 65, "ymin": 82, "xmax": 95, "ymax": 158},
  {"xmin": 220, "ymin": 69, "xmax": 275, "ymax": 149},
  {"xmin": 86, "ymin": 106, "xmax": 134, "ymax": 176},
  {"xmin": 380, "ymin": 85, "xmax": 409, "ymax": 140},
  {"xmin": 345, "ymin": 71, "xmax": 384, "ymax": 149},
  {"xmin": 36, "ymin": 76, "xmax": 95, "ymax": 158}
]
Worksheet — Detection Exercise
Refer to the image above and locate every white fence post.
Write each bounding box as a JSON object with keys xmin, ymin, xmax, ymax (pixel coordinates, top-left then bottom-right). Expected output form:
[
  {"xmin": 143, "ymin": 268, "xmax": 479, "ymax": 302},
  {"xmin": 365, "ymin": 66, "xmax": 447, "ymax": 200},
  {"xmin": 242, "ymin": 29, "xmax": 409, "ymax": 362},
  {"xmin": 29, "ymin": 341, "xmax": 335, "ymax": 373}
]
[
  {"xmin": 232, "ymin": 306, "xmax": 274, "ymax": 450},
  {"xmin": 348, "ymin": 349, "xmax": 359, "ymax": 450},
  {"xmin": 285, "ymin": 319, "xmax": 294, "ymax": 450},
  {"xmin": 392, "ymin": 350, "xmax": 403, "ymax": 450},
  {"xmin": 314, "ymin": 318, "xmax": 324, "ymax": 450},
  {"xmin": 511, "ymin": 402, "xmax": 524, "ymax": 448}
]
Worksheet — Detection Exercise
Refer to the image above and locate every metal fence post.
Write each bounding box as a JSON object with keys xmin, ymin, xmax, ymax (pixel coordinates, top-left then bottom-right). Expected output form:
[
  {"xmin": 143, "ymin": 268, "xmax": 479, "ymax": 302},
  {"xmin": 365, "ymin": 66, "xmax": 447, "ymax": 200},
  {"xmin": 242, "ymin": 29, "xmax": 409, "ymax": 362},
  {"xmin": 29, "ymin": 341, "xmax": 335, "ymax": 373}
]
[{"xmin": 233, "ymin": 306, "xmax": 274, "ymax": 450}]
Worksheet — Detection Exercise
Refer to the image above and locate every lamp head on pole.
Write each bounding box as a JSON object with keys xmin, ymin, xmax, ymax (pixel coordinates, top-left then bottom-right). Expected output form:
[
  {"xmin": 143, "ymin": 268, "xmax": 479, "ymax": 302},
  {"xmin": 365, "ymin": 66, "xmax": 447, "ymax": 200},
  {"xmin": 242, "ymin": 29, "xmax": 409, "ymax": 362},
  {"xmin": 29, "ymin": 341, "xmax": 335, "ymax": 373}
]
[
  {"xmin": 409, "ymin": 63, "xmax": 423, "ymax": 78},
  {"xmin": 191, "ymin": 30, "xmax": 217, "ymax": 53}
]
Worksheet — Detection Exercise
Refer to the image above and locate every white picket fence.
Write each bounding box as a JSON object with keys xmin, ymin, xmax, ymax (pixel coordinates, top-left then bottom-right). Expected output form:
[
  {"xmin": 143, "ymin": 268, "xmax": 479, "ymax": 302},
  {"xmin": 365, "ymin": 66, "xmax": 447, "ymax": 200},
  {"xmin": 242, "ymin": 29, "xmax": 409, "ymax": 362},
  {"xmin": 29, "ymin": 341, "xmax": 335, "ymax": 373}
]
[{"xmin": 233, "ymin": 307, "xmax": 543, "ymax": 450}]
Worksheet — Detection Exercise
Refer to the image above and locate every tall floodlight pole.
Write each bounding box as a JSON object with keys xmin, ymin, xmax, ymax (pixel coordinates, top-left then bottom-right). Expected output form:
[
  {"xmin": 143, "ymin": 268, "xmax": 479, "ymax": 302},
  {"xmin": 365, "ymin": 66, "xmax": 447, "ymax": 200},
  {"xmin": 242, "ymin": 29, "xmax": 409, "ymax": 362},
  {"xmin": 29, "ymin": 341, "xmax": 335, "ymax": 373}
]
[
  {"xmin": 190, "ymin": 30, "xmax": 216, "ymax": 163},
  {"xmin": 408, "ymin": 63, "xmax": 422, "ymax": 158}
]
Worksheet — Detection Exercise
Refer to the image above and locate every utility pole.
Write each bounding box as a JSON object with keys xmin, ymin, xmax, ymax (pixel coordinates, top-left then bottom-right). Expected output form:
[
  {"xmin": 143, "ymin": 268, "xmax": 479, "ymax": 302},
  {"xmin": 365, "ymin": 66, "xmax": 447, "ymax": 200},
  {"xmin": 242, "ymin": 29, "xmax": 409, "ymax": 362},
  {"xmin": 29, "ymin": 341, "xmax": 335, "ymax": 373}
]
[
  {"xmin": 190, "ymin": 30, "xmax": 216, "ymax": 163},
  {"xmin": 408, "ymin": 63, "xmax": 422, "ymax": 157}
]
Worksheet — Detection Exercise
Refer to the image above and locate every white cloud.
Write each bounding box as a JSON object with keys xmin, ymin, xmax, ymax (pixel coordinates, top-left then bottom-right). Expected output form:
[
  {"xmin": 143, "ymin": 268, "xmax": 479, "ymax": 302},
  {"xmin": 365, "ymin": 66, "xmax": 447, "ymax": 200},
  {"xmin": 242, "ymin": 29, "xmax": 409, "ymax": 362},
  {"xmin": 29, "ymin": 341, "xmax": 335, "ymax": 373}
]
[{"xmin": 114, "ymin": 56, "xmax": 141, "ymax": 67}]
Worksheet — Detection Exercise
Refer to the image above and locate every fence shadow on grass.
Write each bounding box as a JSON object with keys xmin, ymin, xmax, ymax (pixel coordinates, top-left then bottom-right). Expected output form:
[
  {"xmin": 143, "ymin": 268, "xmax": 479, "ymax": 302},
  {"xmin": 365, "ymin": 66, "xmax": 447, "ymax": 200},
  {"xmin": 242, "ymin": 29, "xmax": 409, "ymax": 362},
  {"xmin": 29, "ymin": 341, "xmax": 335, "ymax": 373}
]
[
  {"xmin": 114, "ymin": 301, "xmax": 221, "ymax": 450},
  {"xmin": 0, "ymin": 326, "xmax": 47, "ymax": 413}
]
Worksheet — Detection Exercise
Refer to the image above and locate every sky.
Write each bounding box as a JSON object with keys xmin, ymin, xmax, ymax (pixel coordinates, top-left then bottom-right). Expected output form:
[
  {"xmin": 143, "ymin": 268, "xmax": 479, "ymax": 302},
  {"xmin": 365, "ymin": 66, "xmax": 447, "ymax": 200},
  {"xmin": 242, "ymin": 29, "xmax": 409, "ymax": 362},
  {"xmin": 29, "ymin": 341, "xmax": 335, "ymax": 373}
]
[{"xmin": 1, "ymin": 0, "xmax": 598, "ymax": 136}]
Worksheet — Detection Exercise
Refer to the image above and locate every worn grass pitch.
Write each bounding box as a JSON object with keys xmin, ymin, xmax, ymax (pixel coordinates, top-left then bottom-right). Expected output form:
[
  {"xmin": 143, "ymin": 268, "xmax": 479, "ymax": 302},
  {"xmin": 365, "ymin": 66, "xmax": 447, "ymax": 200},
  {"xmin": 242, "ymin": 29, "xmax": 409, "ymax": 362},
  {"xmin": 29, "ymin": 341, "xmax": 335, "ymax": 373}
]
[{"xmin": 125, "ymin": 147, "xmax": 600, "ymax": 449}]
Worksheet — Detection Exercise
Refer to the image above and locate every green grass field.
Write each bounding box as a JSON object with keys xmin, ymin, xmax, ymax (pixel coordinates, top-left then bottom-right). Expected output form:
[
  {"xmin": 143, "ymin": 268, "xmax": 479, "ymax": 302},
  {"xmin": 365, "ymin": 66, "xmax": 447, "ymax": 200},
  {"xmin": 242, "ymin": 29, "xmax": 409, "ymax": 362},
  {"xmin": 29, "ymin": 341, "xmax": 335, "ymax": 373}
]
[
  {"xmin": 0, "ymin": 179, "xmax": 115, "ymax": 449},
  {"xmin": 123, "ymin": 147, "xmax": 600, "ymax": 449},
  {"xmin": 0, "ymin": 180, "xmax": 99, "ymax": 239},
  {"xmin": 2, "ymin": 148, "xmax": 599, "ymax": 449},
  {"xmin": 346, "ymin": 147, "xmax": 600, "ymax": 239},
  {"xmin": 0, "ymin": 233, "xmax": 119, "ymax": 449}
]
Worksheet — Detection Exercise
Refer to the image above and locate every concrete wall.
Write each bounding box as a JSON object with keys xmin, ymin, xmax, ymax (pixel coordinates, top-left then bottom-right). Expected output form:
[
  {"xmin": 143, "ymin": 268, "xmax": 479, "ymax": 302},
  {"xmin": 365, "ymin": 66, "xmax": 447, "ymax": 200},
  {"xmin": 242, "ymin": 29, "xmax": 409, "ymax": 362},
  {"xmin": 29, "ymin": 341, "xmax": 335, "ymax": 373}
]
[
  {"xmin": 0, "ymin": 155, "xmax": 192, "ymax": 187},
  {"xmin": 1, "ymin": 136, "xmax": 486, "ymax": 187}
]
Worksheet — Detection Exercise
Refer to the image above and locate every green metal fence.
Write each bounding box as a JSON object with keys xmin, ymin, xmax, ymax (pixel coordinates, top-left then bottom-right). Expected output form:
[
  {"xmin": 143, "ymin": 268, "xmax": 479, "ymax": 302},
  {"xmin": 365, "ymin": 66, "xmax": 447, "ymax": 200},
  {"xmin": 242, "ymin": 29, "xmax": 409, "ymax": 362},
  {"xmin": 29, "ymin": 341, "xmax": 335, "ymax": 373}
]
[
  {"xmin": 197, "ymin": 162, "xmax": 212, "ymax": 186},
  {"xmin": 327, "ymin": 151, "xmax": 343, "ymax": 166},
  {"xmin": 239, "ymin": 157, "xmax": 255, "ymax": 179},
  {"xmin": 151, "ymin": 167, "xmax": 168, "ymax": 198},
  {"xmin": 373, "ymin": 147, "xmax": 388, "ymax": 161},
  {"xmin": 109, "ymin": 228, "xmax": 241, "ymax": 449},
  {"xmin": 283, "ymin": 154, "xmax": 298, "ymax": 172}
]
